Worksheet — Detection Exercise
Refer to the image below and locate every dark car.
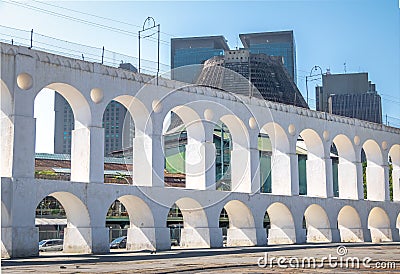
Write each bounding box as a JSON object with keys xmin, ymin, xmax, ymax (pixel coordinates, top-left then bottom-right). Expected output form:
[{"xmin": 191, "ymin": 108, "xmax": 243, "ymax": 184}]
[
  {"xmin": 109, "ymin": 236, "xmax": 127, "ymax": 249},
  {"xmin": 39, "ymin": 239, "xmax": 64, "ymax": 252}
]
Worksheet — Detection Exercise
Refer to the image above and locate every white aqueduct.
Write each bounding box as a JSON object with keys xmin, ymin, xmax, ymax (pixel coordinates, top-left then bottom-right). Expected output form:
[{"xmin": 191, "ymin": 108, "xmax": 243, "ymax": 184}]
[{"xmin": 1, "ymin": 42, "xmax": 400, "ymax": 258}]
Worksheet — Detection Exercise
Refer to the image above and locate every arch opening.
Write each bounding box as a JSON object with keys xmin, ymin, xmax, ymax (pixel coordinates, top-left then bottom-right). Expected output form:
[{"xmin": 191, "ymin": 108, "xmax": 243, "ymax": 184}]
[
  {"xmin": 214, "ymin": 121, "xmax": 232, "ymax": 191},
  {"xmin": 216, "ymin": 115, "xmax": 251, "ymax": 193},
  {"xmin": 332, "ymin": 135, "xmax": 358, "ymax": 199},
  {"xmin": 35, "ymin": 84, "xmax": 91, "ymax": 182},
  {"xmin": 106, "ymin": 195, "xmax": 155, "ymax": 251},
  {"xmin": 389, "ymin": 144, "xmax": 400, "ymax": 201},
  {"xmin": 1, "ymin": 79, "xmax": 13, "ymax": 177},
  {"xmin": 297, "ymin": 129, "xmax": 325, "ymax": 197},
  {"xmin": 167, "ymin": 198, "xmax": 210, "ymax": 248},
  {"xmin": 260, "ymin": 122, "xmax": 290, "ymax": 195},
  {"xmin": 304, "ymin": 204, "xmax": 331, "ymax": 243},
  {"xmin": 222, "ymin": 200, "xmax": 256, "ymax": 247},
  {"xmin": 265, "ymin": 202, "xmax": 296, "ymax": 245},
  {"xmin": 337, "ymin": 205, "xmax": 363, "ymax": 242},
  {"xmin": 368, "ymin": 207, "xmax": 392, "ymax": 243},
  {"xmin": 362, "ymin": 140, "xmax": 385, "ymax": 201},
  {"xmin": 35, "ymin": 192, "xmax": 91, "ymax": 254},
  {"xmin": 162, "ymin": 106, "xmax": 204, "ymax": 189}
]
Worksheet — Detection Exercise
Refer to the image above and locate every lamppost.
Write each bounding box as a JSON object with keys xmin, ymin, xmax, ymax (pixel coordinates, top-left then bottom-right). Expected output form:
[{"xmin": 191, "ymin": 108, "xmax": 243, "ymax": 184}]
[
  {"xmin": 138, "ymin": 17, "xmax": 160, "ymax": 84},
  {"xmin": 305, "ymin": 65, "xmax": 323, "ymax": 106}
]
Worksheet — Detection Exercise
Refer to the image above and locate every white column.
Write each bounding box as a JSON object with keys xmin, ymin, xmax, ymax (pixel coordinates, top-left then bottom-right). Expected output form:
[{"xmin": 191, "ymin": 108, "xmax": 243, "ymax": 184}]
[
  {"xmin": 393, "ymin": 165, "xmax": 400, "ymax": 201},
  {"xmin": 366, "ymin": 163, "xmax": 386, "ymax": 201},
  {"xmin": 70, "ymin": 126, "xmax": 104, "ymax": 183},
  {"xmin": 231, "ymin": 148, "xmax": 252, "ymax": 193},
  {"xmin": 271, "ymin": 151, "xmax": 297, "ymax": 195},
  {"xmin": 338, "ymin": 161, "xmax": 358, "ymax": 199},
  {"xmin": 185, "ymin": 141, "xmax": 216, "ymax": 190},
  {"xmin": 8, "ymin": 115, "xmax": 36, "ymax": 178},
  {"xmin": 305, "ymin": 157, "xmax": 326, "ymax": 197}
]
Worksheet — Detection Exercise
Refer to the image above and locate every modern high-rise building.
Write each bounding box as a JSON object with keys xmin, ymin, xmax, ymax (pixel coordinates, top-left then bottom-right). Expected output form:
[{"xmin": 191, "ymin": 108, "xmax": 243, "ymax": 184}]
[
  {"xmin": 315, "ymin": 72, "xmax": 382, "ymax": 123},
  {"xmin": 197, "ymin": 49, "xmax": 308, "ymax": 108},
  {"xmin": 171, "ymin": 36, "xmax": 229, "ymax": 83},
  {"xmin": 239, "ymin": 31, "xmax": 297, "ymax": 83},
  {"xmin": 54, "ymin": 94, "xmax": 134, "ymax": 155},
  {"xmin": 171, "ymin": 31, "xmax": 297, "ymax": 84}
]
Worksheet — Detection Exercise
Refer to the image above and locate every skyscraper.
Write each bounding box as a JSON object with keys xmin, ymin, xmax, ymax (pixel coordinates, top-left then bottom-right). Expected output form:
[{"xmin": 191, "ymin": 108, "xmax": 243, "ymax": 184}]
[
  {"xmin": 171, "ymin": 36, "xmax": 229, "ymax": 83},
  {"xmin": 316, "ymin": 72, "xmax": 382, "ymax": 123},
  {"xmin": 54, "ymin": 94, "xmax": 133, "ymax": 155},
  {"xmin": 239, "ymin": 31, "xmax": 297, "ymax": 83}
]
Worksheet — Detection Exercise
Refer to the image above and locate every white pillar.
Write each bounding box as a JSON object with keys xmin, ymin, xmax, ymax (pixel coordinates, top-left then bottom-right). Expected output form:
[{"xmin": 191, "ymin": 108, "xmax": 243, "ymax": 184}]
[
  {"xmin": 306, "ymin": 157, "xmax": 328, "ymax": 197},
  {"xmin": 366, "ymin": 164, "xmax": 386, "ymax": 201},
  {"xmin": 338, "ymin": 161, "xmax": 358, "ymax": 199},
  {"xmin": 185, "ymin": 142, "xmax": 216, "ymax": 190},
  {"xmin": 271, "ymin": 151, "xmax": 292, "ymax": 195},
  {"xmin": 231, "ymin": 148, "xmax": 252, "ymax": 193},
  {"xmin": 8, "ymin": 115, "xmax": 36, "ymax": 178},
  {"xmin": 70, "ymin": 126, "xmax": 104, "ymax": 183},
  {"xmin": 393, "ymin": 166, "xmax": 400, "ymax": 201},
  {"xmin": 133, "ymin": 133, "xmax": 164, "ymax": 187}
]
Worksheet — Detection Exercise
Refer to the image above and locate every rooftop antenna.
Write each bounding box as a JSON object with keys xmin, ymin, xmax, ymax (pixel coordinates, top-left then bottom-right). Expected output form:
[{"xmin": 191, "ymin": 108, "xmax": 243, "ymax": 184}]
[
  {"xmin": 236, "ymin": 37, "xmax": 238, "ymax": 50},
  {"xmin": 344, "ymin": 62, "xmax": 347, "ymax": 73}
]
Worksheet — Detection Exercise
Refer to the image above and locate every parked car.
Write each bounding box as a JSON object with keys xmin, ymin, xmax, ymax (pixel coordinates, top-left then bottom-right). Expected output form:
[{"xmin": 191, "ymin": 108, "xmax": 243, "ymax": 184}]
[
  {"xmin": 170, "ymin": 238, "xmax": 179, "ymax": 246},
  {"xmin": 39, "ymin": 239, "xmax": 64, "ymax": 252},
  {"xmin": 109, "ymin": 236, "xmax": 127, "ymax": 249}
]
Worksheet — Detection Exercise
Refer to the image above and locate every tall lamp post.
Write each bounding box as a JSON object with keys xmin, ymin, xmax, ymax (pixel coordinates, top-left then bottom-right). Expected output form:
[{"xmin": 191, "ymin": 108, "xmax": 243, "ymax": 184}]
[
  {"xmin": 138, "ymin": 17, "xmax": 160, "ymax": 84},
  {"xmin": 305, "ymin": 65, "xmax": 323, "ymax": 107}
]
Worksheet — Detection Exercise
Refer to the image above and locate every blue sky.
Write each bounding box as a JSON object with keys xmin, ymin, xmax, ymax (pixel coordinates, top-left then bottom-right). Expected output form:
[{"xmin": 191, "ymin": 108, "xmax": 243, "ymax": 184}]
[{"xmin": 0, "ymin": 0, "xmax": 399, "ymax": 152}]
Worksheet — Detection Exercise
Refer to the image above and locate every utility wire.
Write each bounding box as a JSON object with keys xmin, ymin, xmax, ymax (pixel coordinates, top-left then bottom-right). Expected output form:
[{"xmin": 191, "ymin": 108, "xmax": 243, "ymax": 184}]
[
  {"xmin": 30, "ymin": 0, "xmax": 177, "ymax": 38},
  {"xmin": 3, "ymin": 0, "xmax": 171, "ymax": 46}
]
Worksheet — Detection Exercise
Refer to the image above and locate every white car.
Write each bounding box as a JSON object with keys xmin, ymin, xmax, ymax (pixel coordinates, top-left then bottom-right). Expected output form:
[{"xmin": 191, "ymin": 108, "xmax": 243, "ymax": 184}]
[{"xmin": 39, "ymin": 239, "xmax": 64, "ymax": 252}]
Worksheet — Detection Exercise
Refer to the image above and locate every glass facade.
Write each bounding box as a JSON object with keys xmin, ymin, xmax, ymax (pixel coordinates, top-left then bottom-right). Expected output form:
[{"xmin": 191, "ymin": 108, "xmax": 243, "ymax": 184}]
[
  {"xmin": 249, "ymin": 43, "xmax": 296, "ymax": 83},
  {"xmin": 173, "ymin": 48, "xmax": 224, "ymax": 68}
]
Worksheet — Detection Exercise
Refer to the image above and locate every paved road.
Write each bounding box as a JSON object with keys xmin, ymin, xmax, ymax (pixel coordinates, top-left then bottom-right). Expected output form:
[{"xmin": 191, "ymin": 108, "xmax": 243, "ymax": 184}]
[{"xmin": 2, "ymin": 243, "xmax": 400, "ymax": 273}]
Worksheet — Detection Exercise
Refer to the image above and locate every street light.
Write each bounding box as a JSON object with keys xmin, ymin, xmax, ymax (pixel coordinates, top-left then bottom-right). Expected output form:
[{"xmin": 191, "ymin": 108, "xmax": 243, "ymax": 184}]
[{"xmin": 305, "ymin": 65, "xmax": 323, "ymax": 106}]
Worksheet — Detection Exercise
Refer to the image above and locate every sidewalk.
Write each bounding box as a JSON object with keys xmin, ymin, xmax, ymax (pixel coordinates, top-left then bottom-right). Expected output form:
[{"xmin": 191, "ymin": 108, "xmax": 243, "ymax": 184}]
[{"xmin": 2, "ymin": 243, "xmax": 400, "ymax": 273}]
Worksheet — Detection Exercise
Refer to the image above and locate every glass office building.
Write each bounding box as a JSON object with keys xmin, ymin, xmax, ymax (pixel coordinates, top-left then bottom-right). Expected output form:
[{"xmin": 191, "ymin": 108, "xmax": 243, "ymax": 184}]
[
  {"xmin": 239, "ymin": 31, "xmax": 297, "ymax": 84},
  {"xmin": 171, "ymin": 36, "xmax": 229, "ymax": 83}
]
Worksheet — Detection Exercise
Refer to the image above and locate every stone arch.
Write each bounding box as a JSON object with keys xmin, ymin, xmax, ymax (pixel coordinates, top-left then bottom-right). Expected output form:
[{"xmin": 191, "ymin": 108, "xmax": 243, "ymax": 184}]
[
  {"xmin": 161, "ymin": 105, "xmax": 205, "ymax": 189},
  {"xmin": 261, "ymin": 122, "xmax": 290, "ymax": 153},
  {"xmin": 40, "ymin": 83, "xmax": 91, "ymax": 129},
  {"xmin": 389, "ymin": 144, "xmax": 400, "ymax": 201},
  {"xmin": 173, "ymin": 197, "xmax": 210, "ymax": 248},
  {"xmin": 103, "ymin": 95, "xmax": 151, "ymax": 137},
  {"xmin": 363, "ymin": 139, "xmax": 385, "ymax": 201},
  {"xmin": 368, "ymin": 207, "xmax": 392, "ymax": 242},
  {"xmin": 266, "ymin": 202, "xmax": 296, "ymax": 244},
  {"xmin": 298, "ymin": 129, "xmax": 326, "ymax": 197},
  {"xmin": 337, "ymin": 205, "xmax": 363, "ymax": 242},
  {"xmin": 1, "ymin": 201, "xmax": 11, "ymax": 258},
  {"xmin": 219, "ymin": 114, "xmax": 249, "ymax": 150},
  {"xmin": 164, "ymin": 105, "xmax": 204, "ymax": 142},
  {"xmin": 260, "ymin": 122, "xmax": 291, "ymax": 195},
  {"xmin": 36, "ymin": 192, "xmax": 92, "ymax": 253},
  {"xmin": 397, "ymin": 213, "xmax": 400, "ymax": 235},
  {"xmin": 219, "ymin": 115, "xmax": 251, "ymax": 193},
  {"xmin": 332, "ymin": 134, "xmax": 358, "ymax": 199},
  {"xmin": 109, "ymin": 195, "xmax": 155, "ymax": 250},
  {"xmin": 1, "ymin": 79, "xmax": 12, "ymax": 118},
  {"xmin": 223, "ymin": 200, "xmax": 256, "ymax": 246},
  {"xmin": 1, "ymin": 79, "xmax": 13, "ymax": 177},
  {"xmin": 304, "ymin": 204, "xmax": 331, "ymax": 243},
  {"xmin": 104, "ymin": 96, "xmax": 155, "ymax": 187}
]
